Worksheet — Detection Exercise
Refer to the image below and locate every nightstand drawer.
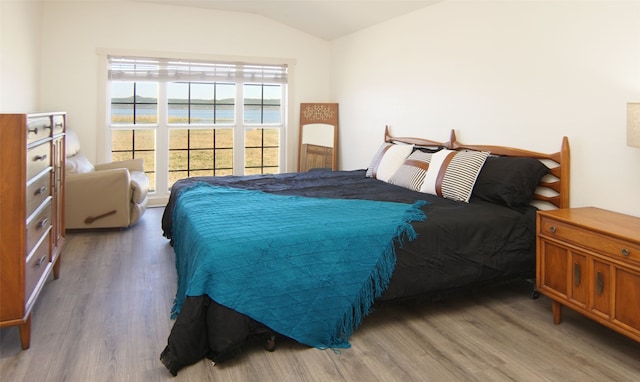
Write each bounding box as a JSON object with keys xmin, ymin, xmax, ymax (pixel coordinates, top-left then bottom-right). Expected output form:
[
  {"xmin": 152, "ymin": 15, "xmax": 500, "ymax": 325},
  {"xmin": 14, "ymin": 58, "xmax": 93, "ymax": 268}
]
[{"xmin": 539, "ymin": 215, "xmax": 640, "ymax": 265}]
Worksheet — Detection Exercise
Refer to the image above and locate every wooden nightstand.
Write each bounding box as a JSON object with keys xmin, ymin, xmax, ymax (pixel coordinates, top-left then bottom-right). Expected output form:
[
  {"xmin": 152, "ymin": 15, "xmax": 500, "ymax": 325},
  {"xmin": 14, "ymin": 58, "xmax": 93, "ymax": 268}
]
[{"xmin": 536, "ymin": 207, "xmax": 640, "ymax": 342}]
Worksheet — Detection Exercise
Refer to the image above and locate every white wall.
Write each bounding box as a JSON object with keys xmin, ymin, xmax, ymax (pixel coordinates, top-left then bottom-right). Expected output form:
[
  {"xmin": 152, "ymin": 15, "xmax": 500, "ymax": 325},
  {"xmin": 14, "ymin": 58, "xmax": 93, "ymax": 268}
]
[
  {"xmin": 331, "ymin": 1, "xmax": 640, "ymax": 217},
  {"xmin": 36, "ymin": 2, "xmax": 331, "ymax": 171},
  {"xmin": 4, "ymin": 1, "xmax": 640, "ymax": 217},
  {"xmin": 0, "ymin": 1, "xmax": 43, "ymax": 112}
]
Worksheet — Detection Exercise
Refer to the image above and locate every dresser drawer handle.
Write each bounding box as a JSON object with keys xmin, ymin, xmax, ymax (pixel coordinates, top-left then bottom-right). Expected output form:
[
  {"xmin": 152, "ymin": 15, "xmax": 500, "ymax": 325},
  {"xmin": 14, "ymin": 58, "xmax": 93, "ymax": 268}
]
[
  {"xmin": 33, "ymin": 154, "xmax": 48, "ymax": 162},
  {"xmin": 34, "ymin": 186, "xmax": 48, "ymax": 196},
  {"xmin": 38, "ymin": 218, "xmax": 49, "ymax": 229},
  {"xmin": 28, "ymin": 127, "xmax": 39, "ymax": 135},
  {"xmin": 621, "ymin": 248, "xmax": 630, "ymax": 257},
  {"xmin": 549, "ymin": 226, "xmax": 557, "ymax": 234},
  {"xmin": 596, "ymin": 272, "xmax": 604, "ymax": 296},
  {"xmin": 36, "ymin": 255, "xmax": 47, "ymax": 268},
  {"xmin": 54, "ymin": 122, "xmax": 63, "ymax": 128}
]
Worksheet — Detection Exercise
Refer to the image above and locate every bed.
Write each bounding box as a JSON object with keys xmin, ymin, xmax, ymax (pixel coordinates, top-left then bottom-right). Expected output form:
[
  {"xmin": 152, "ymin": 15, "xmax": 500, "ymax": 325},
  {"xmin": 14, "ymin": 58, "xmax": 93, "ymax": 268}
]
[{"xmin": 159, "ymin": 128, "xmax": 570, "ymax": 376}]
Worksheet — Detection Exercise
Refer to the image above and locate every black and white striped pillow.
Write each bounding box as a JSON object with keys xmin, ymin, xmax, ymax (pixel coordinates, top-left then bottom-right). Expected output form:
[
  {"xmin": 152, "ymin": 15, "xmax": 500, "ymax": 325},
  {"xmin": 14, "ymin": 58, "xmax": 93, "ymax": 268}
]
[
  {"xmin": 420, "ymin": 149, "xmax": 489, "ymax": 202},
  {"xmin": 388, "ymin": 151, "xmax": 434, "ymax": 191}
]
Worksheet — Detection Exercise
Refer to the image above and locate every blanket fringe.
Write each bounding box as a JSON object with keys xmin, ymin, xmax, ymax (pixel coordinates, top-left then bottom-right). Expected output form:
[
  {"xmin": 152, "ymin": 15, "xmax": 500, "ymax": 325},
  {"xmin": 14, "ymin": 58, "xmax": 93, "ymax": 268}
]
[{"xmin": 329, "ymin": 200, "xmax": 426, "ymax": 348}]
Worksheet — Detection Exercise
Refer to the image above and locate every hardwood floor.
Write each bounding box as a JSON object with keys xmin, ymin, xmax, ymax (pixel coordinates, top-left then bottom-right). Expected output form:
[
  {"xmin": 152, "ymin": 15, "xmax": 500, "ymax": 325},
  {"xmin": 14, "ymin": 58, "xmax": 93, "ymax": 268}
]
[{"xmin": 1, "ymin": 207, "xmax": 639, "ymax": 381}]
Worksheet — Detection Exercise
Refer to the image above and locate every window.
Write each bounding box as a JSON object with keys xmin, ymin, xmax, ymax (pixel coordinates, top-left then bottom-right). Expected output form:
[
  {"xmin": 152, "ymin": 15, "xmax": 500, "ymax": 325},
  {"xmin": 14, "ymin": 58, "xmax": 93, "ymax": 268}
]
[
  {"xmin": 107, "ymin": 56, "xmax": 288, "ymax": 196},
  {"xmin": 244, "ymin": 84, "xmax": 282, "ymax": 175},
  {"xmin": 110, "ymin": 82, "xmax": 158, "ymax": 188},
  {"xmin": 166, "ymin": 82, "xmax": 235, "ymax": 184}
]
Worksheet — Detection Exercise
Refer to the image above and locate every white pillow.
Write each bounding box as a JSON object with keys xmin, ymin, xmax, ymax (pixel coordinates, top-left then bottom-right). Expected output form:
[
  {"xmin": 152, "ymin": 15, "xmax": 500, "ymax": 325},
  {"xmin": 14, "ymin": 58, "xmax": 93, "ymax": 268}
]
[
  {"xmin": 65, "ymin": 129, "xmax": 81, "ymax": 157},
  {"xmin": 420, "ymin": 149, "xmax": 489, "ymax": 202},
  {"xmin": 66, "ymin": 153, "xmax": 95, "ymax": 174},
  {"xmin": 365, "ymin": 143, "xmax": 413, "ymax": 182}
]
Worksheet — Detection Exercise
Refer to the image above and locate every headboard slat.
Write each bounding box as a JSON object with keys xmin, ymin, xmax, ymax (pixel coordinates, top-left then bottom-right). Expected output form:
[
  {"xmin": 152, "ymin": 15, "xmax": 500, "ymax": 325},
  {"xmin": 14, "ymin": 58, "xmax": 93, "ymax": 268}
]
[
  {"xmin": 535, "ymin": 194, "xmax": 561, "ymax": 205},
  {"xmin": 540, "ymin": 180, "xmax": 561, "ymax": 193}
]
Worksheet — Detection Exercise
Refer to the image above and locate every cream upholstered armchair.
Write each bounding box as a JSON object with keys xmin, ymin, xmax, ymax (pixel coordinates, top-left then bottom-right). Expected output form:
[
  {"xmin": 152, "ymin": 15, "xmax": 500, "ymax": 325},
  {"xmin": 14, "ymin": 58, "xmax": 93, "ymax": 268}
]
[{"xmin": 65, "ymin": 130, "xmax": 149, "ymax": 229}]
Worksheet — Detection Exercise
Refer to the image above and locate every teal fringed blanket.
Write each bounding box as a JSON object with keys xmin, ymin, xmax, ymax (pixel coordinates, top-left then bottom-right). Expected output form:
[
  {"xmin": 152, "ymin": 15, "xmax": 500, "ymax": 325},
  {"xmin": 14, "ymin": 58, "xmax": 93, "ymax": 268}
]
[{"xmin": 171, "ymin": 183, "xmax": 426, "ymax": 349}]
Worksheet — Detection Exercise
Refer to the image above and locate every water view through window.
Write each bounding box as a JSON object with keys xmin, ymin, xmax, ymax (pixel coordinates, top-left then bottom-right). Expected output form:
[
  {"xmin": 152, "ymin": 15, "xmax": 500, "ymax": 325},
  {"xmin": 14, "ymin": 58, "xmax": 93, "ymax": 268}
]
[{"xmin": 110, "ymin": 80, "xmax": 284, "ymax": 191}]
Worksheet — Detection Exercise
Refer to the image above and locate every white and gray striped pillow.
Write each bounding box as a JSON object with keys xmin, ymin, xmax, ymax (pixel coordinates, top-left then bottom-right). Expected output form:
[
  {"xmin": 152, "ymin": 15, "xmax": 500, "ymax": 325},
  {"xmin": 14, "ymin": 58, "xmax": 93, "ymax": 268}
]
[
  {"xmin": 420, "ymin": 149, "xmax": 489, "ymax": 203},
  {"xmin": 388, "ymin": 151, "xmax": 434, "ymax": 191}
]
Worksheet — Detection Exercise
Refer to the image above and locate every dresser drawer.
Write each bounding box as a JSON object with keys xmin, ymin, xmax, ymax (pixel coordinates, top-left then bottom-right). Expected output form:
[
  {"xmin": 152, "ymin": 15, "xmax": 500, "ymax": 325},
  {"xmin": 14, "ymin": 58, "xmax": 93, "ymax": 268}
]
[
  {"xmin": 26, "ymin": 202, "xmax": 51, "ymax": 257},
  {"xmin": 25, "ymin": 233, "xmax": 51, "ymax": 305},
  {"xmin": 26, "ymin": 117, "xmax": 52, "ymax": 144},
  {"xmin": 539, "ymin": 216, "xmax": 640, "ymax": 265},
  {"xmin": 52, "ymin": 115, "xmax": 64, "ymax": 135},
  {"xmin": 27, "ymin": 142, "xmax": 51, "ymax": 180},
  {"xmin": 26, "ymin": 173, "xmax": 51, "ymax": 218}
]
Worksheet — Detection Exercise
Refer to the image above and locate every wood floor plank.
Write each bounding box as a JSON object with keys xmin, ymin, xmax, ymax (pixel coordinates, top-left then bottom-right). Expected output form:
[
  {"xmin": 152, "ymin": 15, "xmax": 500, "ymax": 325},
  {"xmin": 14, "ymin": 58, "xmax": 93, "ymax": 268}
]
[{"xmin": 2, "ymin": 207, "xmax": 639, "ymax": 381}]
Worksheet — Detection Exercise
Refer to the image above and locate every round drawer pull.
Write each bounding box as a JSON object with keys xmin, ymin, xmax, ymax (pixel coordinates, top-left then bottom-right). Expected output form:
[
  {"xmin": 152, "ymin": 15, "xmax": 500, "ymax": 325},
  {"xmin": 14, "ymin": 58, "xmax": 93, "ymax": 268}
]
[
  {"xmin": 621, "ymin": 248, "xmax": 630, "ymax": 257},
  {"xmin": 549, "ymin": 226, "xmax": 557, "ymax": 234}
]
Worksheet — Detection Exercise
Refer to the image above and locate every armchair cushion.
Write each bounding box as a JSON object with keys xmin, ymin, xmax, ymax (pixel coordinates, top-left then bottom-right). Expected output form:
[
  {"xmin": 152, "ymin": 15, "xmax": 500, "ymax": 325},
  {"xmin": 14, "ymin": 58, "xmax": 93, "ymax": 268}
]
[{"xmin": 66, "ymin": 153, "xmax": 95, "ymax": 174}]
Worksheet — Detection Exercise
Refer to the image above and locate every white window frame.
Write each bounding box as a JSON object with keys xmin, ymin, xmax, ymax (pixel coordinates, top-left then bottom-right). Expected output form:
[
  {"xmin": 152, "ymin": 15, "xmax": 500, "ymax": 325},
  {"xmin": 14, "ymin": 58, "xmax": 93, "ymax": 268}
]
[{"xmin": 96, "ymin": 49, "xmax": 296, "ymax": 205}]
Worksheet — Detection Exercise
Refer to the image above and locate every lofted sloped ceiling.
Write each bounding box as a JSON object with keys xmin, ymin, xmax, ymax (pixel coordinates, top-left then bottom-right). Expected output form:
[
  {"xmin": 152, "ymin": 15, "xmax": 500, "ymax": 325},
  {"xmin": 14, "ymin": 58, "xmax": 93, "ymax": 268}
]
[{"xmin": 137, "ymin": 1, "xmax": 442, "ymax": 41}]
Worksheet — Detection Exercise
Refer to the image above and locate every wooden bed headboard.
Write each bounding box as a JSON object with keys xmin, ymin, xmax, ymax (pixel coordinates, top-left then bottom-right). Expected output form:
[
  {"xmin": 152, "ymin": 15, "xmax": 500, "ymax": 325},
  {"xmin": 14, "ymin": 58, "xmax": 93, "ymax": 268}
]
[{"xmin": 384, "ymin": 126, "xmax": 570, "ymax": 210}]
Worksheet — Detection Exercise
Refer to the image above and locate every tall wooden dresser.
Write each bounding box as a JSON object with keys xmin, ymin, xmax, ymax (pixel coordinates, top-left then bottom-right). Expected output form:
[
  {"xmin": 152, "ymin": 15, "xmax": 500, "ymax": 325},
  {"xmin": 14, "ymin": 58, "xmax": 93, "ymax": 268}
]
[{"xmin": 0, "ymin": 112, "xmax": 66, "ymax": 349}]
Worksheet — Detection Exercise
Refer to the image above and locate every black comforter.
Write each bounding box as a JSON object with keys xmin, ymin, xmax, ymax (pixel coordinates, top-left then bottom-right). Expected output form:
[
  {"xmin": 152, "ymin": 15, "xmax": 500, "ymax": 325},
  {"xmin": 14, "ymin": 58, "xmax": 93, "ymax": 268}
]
[{"xmin": 160, "ymin": 169, "xmax": 538, "ymax": 375}]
